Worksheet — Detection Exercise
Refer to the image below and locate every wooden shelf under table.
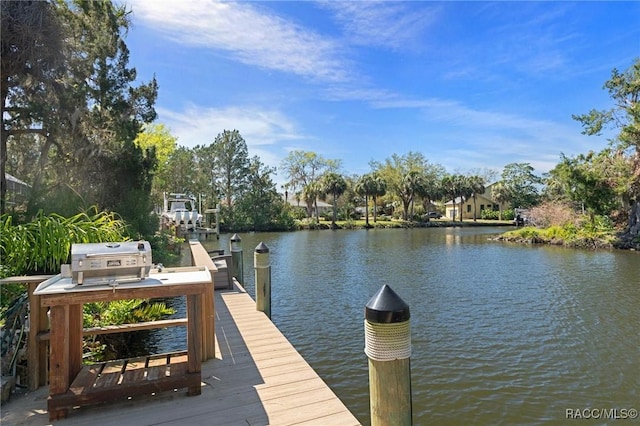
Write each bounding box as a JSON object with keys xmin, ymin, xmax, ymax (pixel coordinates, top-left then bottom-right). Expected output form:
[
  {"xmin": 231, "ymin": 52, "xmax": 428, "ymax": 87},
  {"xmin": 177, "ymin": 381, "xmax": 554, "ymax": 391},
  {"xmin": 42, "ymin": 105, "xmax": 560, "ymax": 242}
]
[{"xmin": 48, "ymin": 351, "xmax": 200, "ymax": 417}]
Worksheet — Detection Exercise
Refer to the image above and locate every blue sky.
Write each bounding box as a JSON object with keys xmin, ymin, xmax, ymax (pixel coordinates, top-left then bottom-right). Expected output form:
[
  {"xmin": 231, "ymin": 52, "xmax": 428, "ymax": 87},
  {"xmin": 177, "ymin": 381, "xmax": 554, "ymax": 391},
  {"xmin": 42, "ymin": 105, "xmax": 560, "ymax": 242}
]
[{"xmin": 124, "ymin": 1, "xmax": 640, "ymax": 184}]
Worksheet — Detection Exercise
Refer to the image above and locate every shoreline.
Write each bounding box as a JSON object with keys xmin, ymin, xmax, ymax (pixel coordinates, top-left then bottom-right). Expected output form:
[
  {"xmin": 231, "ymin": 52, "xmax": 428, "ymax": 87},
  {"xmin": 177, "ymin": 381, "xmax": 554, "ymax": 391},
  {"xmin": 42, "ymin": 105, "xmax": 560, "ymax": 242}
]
[
  {"xmin": 273, "ymin": 219, "xmax": 640, "ymax": 252},
  {"xmin": 295, "ymin": 218, "xmax": 514, "ymax": 230}
]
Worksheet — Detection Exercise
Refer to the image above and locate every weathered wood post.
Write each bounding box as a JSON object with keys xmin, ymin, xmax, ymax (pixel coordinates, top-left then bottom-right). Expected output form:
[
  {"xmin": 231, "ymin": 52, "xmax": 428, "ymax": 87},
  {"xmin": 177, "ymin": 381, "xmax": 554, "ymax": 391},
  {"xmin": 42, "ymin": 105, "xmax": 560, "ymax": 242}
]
[
  {"xmin": 230, "ymin": 233, "xmax": 243, "ymax": 285},
  {"xmin": 365, "ymin": 284, "xmax": 412, "ymax": 426},
  {"xmin": 254, "ymin": 242, "xmax": 271, "ymax": 318}
]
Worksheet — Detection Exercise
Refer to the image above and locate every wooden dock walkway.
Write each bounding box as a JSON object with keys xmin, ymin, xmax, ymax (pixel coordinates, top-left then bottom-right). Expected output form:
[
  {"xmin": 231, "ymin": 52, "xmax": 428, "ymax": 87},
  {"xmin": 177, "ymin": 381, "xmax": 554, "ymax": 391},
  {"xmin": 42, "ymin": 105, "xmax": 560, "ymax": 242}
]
[{"xmin": 0, "ymin": 283, "xmax": 361, "ymax": 426}]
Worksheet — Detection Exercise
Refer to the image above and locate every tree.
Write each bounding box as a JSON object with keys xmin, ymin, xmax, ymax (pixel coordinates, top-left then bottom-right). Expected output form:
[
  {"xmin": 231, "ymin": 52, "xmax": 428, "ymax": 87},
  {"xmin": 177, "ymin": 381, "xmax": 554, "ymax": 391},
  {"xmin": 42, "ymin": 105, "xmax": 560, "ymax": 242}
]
[
  {"xmin": 1, "ymin": 0, "xmax": 63, "ymax": 214},
  {"xmin": 320, "ymin": 172, "xmax": 347, "ymax": 228},
  {"xmin": 500, "ymin": 163, "xmax": 542, "ymax": 209},
  {"xmin": 302, "ymin": 181, "xmax": 322, "ymax": 222},
  {"xmin": 211, "ymin": 130, "xmax": 250, "ymax": 211},
  {"xmin": 51, "ymin": 1, "xmax": 158, "ymax": 220},
  {"xmin": 356, "ymin": 172, "xmax": 387, "ymax": 226},
  {"xmin": 573, "ymin": 59, "xmax": 640, "ymax": 152},
  {"xmin": 370, "ymin": 174, "xmax": 387, "ymax": 222},
  {"xmin": 281, "ymin": 150, "xmax": 335, "ymax": 218},
  {"xmin": 468, "ymin": 175, "xmax": 486, "ymax": 222},
  {"xmin": 441, "ymin": 174, "xmax": 468, "ymax": 221},
  {"xmin": 371, "ymin": 151, "xmax": 434, "ymax": 220},
  {"xmin": 134, "ymin": 123, "xmax": 178, "ymax": 207},
  {"xmin": 414, "ymin": 163, "xmax": 446, "ymax": 219},
  {"xmin": 135, "ymin": 123, "xmax": 177, "ymax": 165},
  {"xmin": 544, "ymin": 150, "xmax": 633, "ymax": 219},
  {"xmin": 2, "ymin": 0, "xmax": 159, "ymax": 228},
  {"xmin": 573, "ymin": 58, "xmax": 640, "ymax": 236},
  {"xmin": 355, "ymin": 173, "xmax": 375, "ymax": 227},
  {"xmin": 458, "ymin": 175, "xmax": 473, "ymax": 222},
  {"xmin": 400, "ymin": 170, "xmax": 423, "ymax": 220},
  {"xmin": 156, "ymin": 147, "xmax": 197, "ymax": 195},
  {"xmin": 187, "ymin": 144, "xmax": 217, "ymax": 213},
  {"xmin": 234, "ymin": 157, "xmax": 292, "ymax": 231},
  {"xmin": 441, "ymin": 175, "xmax": 458, "ymax": 221},
  {"xmin": 491, "ymin": 181, "xmax": 512, "ymax": 220}
]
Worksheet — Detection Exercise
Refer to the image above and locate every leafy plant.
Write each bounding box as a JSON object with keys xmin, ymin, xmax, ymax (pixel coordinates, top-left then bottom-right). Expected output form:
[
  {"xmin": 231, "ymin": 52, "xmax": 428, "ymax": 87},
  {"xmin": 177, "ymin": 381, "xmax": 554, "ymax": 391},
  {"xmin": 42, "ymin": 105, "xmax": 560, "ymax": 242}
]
[
  {"xmin": 1, "ymin": 208, "xmax": 130, "ymax": 313},
  {"xmin": 83, "ymin": 299, "xmax": 175, "ymax": 362},
  {"xmin": 0, "ymin": 208, "xmax": 128, "ymax": 275}
]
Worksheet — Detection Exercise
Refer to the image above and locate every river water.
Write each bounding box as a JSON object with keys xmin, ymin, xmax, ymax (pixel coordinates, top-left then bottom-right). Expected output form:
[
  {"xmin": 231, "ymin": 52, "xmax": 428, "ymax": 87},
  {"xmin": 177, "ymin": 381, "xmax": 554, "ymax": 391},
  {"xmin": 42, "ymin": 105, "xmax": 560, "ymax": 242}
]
[{"xmin": 156, "ymin": 227, "xmax": 639, "ymax": 425}]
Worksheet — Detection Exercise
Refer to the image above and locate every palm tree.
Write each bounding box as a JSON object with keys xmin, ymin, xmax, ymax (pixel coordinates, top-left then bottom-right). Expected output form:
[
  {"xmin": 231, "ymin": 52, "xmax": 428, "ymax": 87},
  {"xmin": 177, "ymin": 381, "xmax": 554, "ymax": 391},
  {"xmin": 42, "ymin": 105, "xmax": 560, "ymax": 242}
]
[
  {"xmin": 355, "ymin": 174, "xmax": 374, "ymax": 227},
  {"xmin": 302, "ymin": 181, "xmax": 321, "ymax": 220},
  {"xmin": 441, "ymin": 175, "xmax": 460, "ymax": 221},
  {"xmin": 468, "ymin": 175, "xmax": 486, "ymax": 222},
  {"xmin": 458, "ymin": 175, "xmax": 473, "ymax": 222},
  {"xmin": 321, "ymin": 172, "xmax": 347, "ymax": 228},
  {"xmin": 399, "ymin": 171, "xmax": 422, "ymax": 220},
  {"xmin": 414, "ymin": 174, "xmax": 439, "ymax": 220},
  {"xmin": 491, "ymin": 181, "xmax": 512, "ymax": 220},
  {"xmin": 371, "ymin": 174, "xmax": 387, "ymax": 222}
]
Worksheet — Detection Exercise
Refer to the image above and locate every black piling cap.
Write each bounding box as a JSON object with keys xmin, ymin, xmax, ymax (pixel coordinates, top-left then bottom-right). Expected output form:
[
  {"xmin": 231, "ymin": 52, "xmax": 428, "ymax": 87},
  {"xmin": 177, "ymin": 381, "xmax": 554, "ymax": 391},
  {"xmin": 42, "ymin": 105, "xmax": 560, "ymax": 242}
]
[
  {"xmin": 255, "ymin": 242, "xmax": 270, "ymax": 253},
  {"xmin": 230, "ymin": 233, "xmax": 241, "ymax": 242},
  {"xmin": 365, "ymin": 284, "xmax": 410, "ymax": 324}
]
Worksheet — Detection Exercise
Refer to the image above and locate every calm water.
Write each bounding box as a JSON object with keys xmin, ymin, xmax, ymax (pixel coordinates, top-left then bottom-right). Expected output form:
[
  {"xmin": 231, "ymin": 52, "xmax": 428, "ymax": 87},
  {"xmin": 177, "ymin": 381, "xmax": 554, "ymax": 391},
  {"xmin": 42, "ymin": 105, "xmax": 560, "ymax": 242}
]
[{"xmin": 156, "ymin": 227, "xmax": 639, "ymax": 425}]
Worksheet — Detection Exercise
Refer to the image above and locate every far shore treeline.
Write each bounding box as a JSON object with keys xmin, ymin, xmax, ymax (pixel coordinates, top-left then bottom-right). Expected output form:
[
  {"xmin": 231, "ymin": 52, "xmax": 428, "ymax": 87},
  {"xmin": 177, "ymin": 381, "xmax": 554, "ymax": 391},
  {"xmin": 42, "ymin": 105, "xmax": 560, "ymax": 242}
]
[{"xmin": 2, "ymin": 1, "xmax": 639, "ymax": 264}]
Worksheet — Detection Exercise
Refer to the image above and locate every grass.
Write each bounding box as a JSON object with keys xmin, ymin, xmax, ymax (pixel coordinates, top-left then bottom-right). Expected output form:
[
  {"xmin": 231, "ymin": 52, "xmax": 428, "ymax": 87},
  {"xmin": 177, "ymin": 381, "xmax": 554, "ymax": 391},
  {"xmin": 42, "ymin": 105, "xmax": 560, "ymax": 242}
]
[{"xmin": 500, "ymin": 222, "xmax": 617, "ymax": 249}]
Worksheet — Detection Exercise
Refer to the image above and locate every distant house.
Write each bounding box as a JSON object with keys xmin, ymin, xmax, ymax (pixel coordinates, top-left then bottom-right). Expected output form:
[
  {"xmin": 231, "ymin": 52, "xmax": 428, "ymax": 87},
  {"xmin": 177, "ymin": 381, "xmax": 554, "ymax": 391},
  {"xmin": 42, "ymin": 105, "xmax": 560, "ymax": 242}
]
[
  {"xmin": 443, "ymin": 182, "xmax": 508, "ymax": 220},
  {"xmin": 282, "ymin": 193, "xmax": 332, "ymax": 217},
  {"xmin": 5, "ymin": 173, "xmax": 30, "ymax": 208}
]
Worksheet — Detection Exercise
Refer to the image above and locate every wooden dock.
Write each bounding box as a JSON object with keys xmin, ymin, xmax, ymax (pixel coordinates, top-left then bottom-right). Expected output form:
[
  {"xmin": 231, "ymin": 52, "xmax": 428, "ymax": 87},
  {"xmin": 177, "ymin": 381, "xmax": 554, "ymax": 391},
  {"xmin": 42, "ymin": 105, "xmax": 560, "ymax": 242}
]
[{"xmin": 0, "ymin": 283, "xmax": 361, "ymax": 425}]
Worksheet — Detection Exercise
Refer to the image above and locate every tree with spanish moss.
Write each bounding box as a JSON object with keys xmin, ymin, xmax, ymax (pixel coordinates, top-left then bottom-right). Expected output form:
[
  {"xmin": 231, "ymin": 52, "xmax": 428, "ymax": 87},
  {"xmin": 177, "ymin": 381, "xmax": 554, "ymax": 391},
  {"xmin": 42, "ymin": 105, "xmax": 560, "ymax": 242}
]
[
  {"xmin": 2, "ymin": 0, "xmax": 159, "ymax": 228},
  {"xmin": 371, "ymin": 151, "xmax": 433, "ymax": 220},
  {"xmin": 573, "ymin": 58, "xmax": 640, "ymax": 236},
  {"xmin": 281, "ymin": 150, "xmax": 338, "ymax": 218},
  {"xmin": 1, "ymin": 0, "xmax": 63, "ymax": 214}
]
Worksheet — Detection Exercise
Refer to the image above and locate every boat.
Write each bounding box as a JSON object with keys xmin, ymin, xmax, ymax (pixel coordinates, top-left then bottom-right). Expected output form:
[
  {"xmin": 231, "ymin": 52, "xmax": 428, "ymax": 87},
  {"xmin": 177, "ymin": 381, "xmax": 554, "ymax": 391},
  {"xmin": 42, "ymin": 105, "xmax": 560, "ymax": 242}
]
[{"xmin": 161, "ymin": 193, "xmax": 203, "ymax": 230}]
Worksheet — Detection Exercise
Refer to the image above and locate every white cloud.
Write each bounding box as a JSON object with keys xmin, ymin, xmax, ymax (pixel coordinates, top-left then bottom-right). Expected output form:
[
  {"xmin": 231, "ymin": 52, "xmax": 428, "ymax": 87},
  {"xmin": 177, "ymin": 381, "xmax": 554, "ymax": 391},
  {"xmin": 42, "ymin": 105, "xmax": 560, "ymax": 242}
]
[
  {"xmin": 365, "ymin": 95, "xmax": 606, "ymax": 174},
  {"xmin": 129, "ymin": 0, "xmax": 348, "ymax": 82},
  {"xmin": 157, "ymin": 104, "xmax": 306, "ymax": 170},
  {"xmin": 319, "ymin": 1, "xmax": 439, "ymax": 51}
]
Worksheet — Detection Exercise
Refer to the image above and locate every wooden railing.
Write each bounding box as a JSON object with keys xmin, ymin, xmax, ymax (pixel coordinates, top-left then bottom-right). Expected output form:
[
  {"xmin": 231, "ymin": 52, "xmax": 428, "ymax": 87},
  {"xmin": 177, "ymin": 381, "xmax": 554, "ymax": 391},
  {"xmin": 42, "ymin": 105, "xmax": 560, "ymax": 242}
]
[
  {"xmin": 0, "ymin": 275, "xmax": 53, "ymax": 390},
  {"xmin": 0, "ymin": 240, "xmax": 221, "ymax": 391}
]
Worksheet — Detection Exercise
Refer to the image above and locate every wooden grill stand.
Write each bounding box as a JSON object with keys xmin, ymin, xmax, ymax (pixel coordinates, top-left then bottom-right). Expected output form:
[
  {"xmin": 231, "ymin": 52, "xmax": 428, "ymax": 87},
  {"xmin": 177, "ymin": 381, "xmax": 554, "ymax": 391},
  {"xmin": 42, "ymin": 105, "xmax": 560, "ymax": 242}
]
[{"xmin": 34, "ymin": 268, "xmax": 210, "ymax": 421}]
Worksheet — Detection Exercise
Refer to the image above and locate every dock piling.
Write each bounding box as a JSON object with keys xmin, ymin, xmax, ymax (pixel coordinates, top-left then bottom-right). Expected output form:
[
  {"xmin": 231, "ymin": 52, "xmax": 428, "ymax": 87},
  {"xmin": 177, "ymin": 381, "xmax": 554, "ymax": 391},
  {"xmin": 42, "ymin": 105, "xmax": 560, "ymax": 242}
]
[
  {"xmin": 254, "ymin": 242, "xmax": 271, "ymax": 318},
  {"xmin": 365, "ymin": 284, "xmax": 412, "ymax": 426},
  {"xmin": 230, "ymin": 234, "xmax": 243, "ymax": 285}
]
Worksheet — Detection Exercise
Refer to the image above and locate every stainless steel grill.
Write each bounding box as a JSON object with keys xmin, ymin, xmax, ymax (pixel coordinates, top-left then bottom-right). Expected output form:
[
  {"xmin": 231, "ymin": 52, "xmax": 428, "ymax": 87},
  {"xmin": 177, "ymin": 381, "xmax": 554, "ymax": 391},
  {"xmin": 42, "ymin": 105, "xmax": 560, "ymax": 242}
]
[{"xmin": 70, "ymin": 241, "xmax": 152, "ymax": 285}]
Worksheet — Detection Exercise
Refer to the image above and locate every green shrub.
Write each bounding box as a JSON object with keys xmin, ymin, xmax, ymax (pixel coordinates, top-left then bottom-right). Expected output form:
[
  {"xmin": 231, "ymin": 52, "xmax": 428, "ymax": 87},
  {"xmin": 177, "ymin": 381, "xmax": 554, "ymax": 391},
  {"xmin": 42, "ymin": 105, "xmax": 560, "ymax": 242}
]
[
  {"xmin": 512, "ymin": 226, "xmax": 539, "ymax": 239},
  {"xmin": 480, "ymin": 208, "xmax": 514, "ymax": 220},
  {"xmin": 581, "ymin": 215, "xmax": 614, "ymax": 238},
  {"xmin": 502, "ymin": 209, "xmax": 515, "ymax": 220},
  {"xmin": 481, "ymin": 209, "xmax": 499, "ymax": 220},
  {"xmin": 544, "ymin": 225, "xmax": 570, "ymax": 240},
  {"xmin": 83, "ymin": 299, "xmax": 175, "ymax": 362}
]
